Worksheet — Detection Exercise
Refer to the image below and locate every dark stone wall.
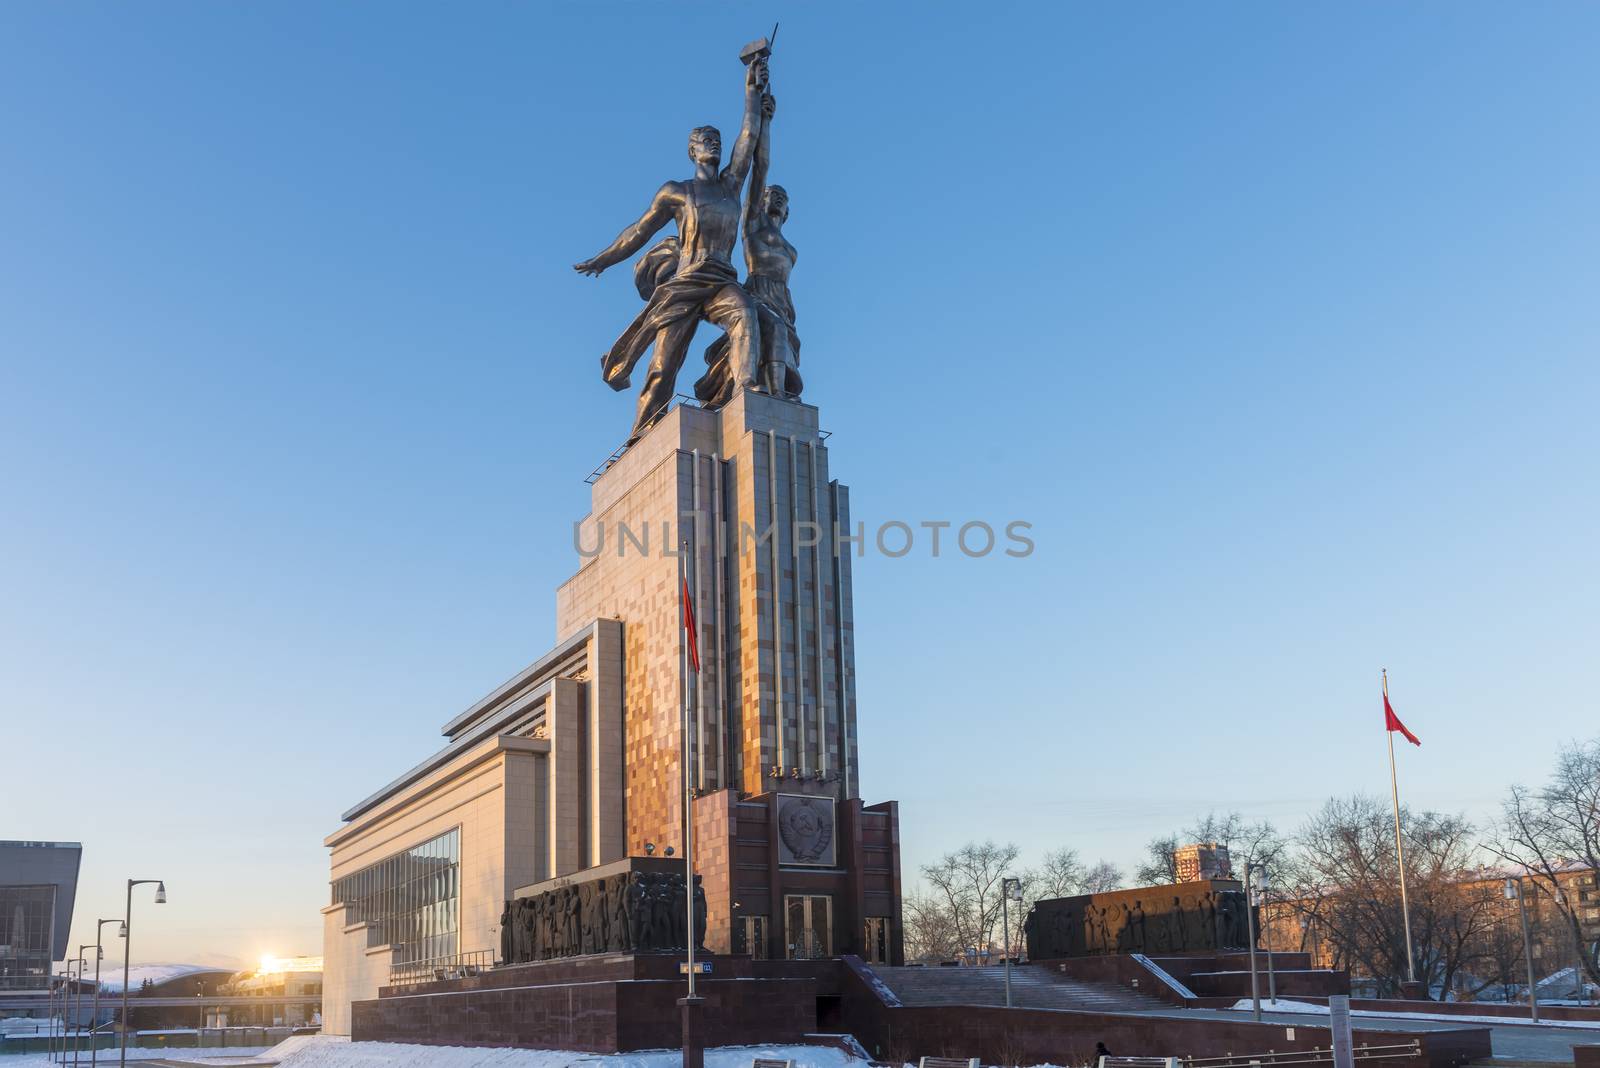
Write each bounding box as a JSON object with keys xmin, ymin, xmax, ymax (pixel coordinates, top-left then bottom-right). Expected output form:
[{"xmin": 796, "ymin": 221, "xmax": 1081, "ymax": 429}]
[
  {"xmin": 836, "ymin": 958, "xmax": 1487, "ymax": 1068},
  {"xmin": 353, "ymin": 974, "xmax": 816, "ymax": 1052},
  {"xmin": 866, "ymin": 1006, "xmax": 1488, "ymax": 1068},
  {"xmin": 1026, "ymin": 880, "xmax": 1253, "ymax": 958},
  {"xmin": 1185, "ymin": 967, "xmax": 1351, "ymax": 998},
  {"xmin": 1574, "ymin": 1045, "xmax": 1599, "ymax": 1068},
  {"xmin": 1024, "ymin": 876, "xmax": 1248, "ymax": 959}
]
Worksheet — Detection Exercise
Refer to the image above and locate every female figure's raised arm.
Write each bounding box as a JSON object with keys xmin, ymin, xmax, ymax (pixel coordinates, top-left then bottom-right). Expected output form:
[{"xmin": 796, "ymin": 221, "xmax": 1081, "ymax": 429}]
[{"xmin": 745, "ymin": 92, "xmax": 775, "ymax": 237}]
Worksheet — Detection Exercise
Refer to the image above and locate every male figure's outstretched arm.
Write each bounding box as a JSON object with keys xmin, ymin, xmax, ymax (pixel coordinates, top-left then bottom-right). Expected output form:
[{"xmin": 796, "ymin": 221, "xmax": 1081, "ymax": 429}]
[
  {"xmin": 574, "ymin": 183, "xmax": 680, "ymax": 276},
  {"xmin": 721, "ymin": 57, "xmax": 767, "ymax": 188}
]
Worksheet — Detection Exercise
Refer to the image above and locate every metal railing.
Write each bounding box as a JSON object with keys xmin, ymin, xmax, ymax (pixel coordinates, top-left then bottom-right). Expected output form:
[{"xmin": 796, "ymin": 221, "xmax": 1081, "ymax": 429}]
[
  {"xmin": 1180, "ymin": 1041, "xmax": 1422, "ymax": 1068},
  {"xmin": 387, "ymin": 949, "xmax": 495, "ymax": 988}
]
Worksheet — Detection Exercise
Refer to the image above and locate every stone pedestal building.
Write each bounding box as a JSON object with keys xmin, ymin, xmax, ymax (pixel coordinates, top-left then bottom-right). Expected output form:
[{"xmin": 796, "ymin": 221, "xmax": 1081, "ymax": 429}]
[{"xmin": 321, "ymin": 393, "xmax": 903, "ymax": 1035}]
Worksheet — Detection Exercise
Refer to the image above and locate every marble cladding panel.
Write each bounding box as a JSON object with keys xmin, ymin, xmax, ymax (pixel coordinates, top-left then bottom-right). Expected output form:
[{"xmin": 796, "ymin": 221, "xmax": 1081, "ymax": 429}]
[{"xmin": 559, "ymin": 394, "xmax": 863, "ymax": 867}]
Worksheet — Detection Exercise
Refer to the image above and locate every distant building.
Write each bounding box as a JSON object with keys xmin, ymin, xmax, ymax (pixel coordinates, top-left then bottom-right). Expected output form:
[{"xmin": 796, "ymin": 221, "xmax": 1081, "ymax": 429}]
[
  {"xmin": 1174, "ymin": 842, "xmax": 1232, "ymax": 882},
  {"xmin": 0, "ymin": 841, "xmax": 82, "ymax": 1005},
  {"xmin": 215, "ymin": 956, "xmax": 322, "ymax": 1027},
  {"xmin": 1259, "ymin": 863, "xmax": 1599, "ymax": 998}
]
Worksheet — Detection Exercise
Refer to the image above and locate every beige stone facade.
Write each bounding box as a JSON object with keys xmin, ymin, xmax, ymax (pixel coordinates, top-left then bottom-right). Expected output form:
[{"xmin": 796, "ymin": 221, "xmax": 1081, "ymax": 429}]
[
  {"xmin": 320, "ymin": 622, "xmax": 625, "ymax": 1034},
  {"xmin": 557, "ymin": 390, "xmax": 860, "ymax": 855}
]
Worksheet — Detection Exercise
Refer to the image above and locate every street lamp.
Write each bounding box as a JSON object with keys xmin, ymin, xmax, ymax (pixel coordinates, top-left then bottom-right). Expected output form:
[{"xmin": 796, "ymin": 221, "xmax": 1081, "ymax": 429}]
[
  {"xmin": 68, "ymin": 961, "xmax": 88, "ymax": 1064},
  {"xmin": 74, "ymin": 945, "xmax": 96, "ymax": 1068},
  {"xmin": 90, "ymin": 918, "xmax": 121, "ymax": 1068},
  {"xmin": 1000, "ymin": 877, "xmax": 1023, "ymax": 1008},
  {"xmin": 51, "ymin": 971, "xmax": 68, "ymax": 1064},
  {"xmin": 1244, "ymin": 864, "xmax": 1263, "ymax": 1022},
  {"xmin": 120, "ymin": 880, "xmax": 166, "ymax": 1068},
  {"xmin": 1254, "ymin": 869, "xmax": 1278, "ymax": 1006},
  {"xmin": 1504, "ymin": 877, "xmax": 1539, "ymax": 1023}
]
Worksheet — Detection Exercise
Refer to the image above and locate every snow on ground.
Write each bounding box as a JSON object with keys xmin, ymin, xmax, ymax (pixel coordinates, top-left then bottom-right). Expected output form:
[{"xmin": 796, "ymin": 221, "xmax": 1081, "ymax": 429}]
[
  {"xmin": 0, "ymin": 1048, "xmax": 271, "ymax": 1065},
  {"xmin": 221, "ymin": 1035, "xmax": 873, "ymax": 1068},
  {"xmin": 1226, "ymin": 998, "xmax": 1600, "ymax": 1029}
]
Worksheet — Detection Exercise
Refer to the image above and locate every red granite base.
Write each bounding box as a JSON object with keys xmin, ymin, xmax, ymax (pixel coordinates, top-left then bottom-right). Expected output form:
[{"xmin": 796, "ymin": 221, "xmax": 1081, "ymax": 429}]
[{"xmin": 353, "ymin": 955, "xmax": 822, "ymax": 1052}]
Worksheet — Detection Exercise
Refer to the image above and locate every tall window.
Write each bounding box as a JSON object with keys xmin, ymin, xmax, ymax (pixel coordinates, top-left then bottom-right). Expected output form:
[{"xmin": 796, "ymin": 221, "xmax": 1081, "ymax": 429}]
[
  {"xmin": 0, "ymin": 885, "xmax": 55, "ymax": 991},
  {"xmin": 331, "ymin": 829, "xmax": 459, "ymax": 964}
]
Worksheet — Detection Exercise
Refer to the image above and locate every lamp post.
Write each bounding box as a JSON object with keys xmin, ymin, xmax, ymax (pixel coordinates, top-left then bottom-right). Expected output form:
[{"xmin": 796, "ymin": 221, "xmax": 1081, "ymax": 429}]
[
  {"xmin": 1255, "ymin": 870, "xmax": 1278, "ymax": 1006},
  {"xmin": 64, "ymin": 965, "xmax": 84, "ymax": 1061},
  {"xmin": 120, "ymin": 880, "xmax": 166, "ymax": 1068},
  {"xmin": 73, "ymin": 946, "xmax": 95, "ymax": 1068},
  {"xmin": 1001, "ymin": 877, "xmax": 1022, "ymax": 1009},
  {"xmin": 1504, "ymin": 877, "xmax": 1539, "ymax": 1023},
  {"xmin": 90, "ymin": 918, "xmax": 120, "ymax": 1068},
  {"xmin": 1245, "ymin": 864, "xmax": 1263, "ymax": 1022},
  {"xmin": 51, "ymin": 971, "xmax": 66, "ymax": 1063}
]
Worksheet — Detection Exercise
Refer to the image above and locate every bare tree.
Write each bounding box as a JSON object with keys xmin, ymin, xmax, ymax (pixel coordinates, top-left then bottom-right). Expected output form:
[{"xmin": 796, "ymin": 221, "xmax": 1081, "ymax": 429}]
[
  {"xmin": 1289, "ymin": 795, "xmax": 1499, "ymax": 997},
  {"xmin": 1489, "ymin": 736, "xmax": 1600, "ymax": 988},
  {"xmin": 1081, "ymin": 860, "xmax": 1124, "ymax": 894},
  {"xmin": 1136, "ymin": 811, "xmax": 1286, "ymax": 885},
  {"xmin": 1027, "ymin": 847, "xmax": 1088, "ymax": 900},
  {"xmin": 1135, "ymin": 833, "xmax": 1181, "ymax": 886},
  {"xmin": 921, "ymin": 840, "xmax": 1019, "ymax": 963},
  {"xmin": 903, "ymin": 890, "xmax": 963, "ymax": 963}
]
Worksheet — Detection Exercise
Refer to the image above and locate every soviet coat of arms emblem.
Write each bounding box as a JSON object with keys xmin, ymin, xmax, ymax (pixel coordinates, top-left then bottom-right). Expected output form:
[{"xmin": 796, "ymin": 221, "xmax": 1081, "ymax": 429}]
[{"xmin": 776, "ymin": 794, "xmax": 835, "ymax": 866}]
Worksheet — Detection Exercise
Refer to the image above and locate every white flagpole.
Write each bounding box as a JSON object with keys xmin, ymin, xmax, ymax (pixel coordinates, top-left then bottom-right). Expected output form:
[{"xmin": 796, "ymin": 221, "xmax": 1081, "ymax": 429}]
[
  {"xmin": 680, "ymin": 538, "xmax": 698, "ymax": 1000},
  {"xmin": 1385, "ymin": 668, "xmax": 1418, "ymax": 987}
]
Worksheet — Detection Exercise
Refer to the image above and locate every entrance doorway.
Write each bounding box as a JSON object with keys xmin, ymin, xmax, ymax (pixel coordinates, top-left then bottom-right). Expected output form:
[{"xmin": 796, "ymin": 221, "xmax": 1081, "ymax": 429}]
[
  {"xmin": 784, "ymin": 894, "xmax": 832, "ymax": 958},
  {"xmin": 739, "ymin": 915, "xmax": 769, "ymax": 960}
]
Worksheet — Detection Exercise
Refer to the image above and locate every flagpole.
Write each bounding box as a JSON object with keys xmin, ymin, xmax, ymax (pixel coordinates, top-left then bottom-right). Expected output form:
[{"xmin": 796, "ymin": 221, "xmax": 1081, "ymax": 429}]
[
  {"xmin": 1385, "ymin": 668, "xmax": 1417, "ymax": 987},
  {"xmin": 680, "ymin": 538, "xmax": 697, "ymax": 1002}
]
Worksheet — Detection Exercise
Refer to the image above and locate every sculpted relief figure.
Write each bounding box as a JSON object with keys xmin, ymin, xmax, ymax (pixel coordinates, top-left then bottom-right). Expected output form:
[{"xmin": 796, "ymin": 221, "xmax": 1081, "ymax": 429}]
[
  {"xmin": 611, "ymin": 875, "xmax": 631, "ymax": 952},
  {"xmin": 649, "ymin": 877, "xmax": 672, "ymax": 950},
  {"xmin": 575, "ymin": 55, "xmax": 771, "ymax": 445},
  {"xmin": 695, "ymin": 91, "xmax": 801, "ymax": 407},
  {"xmin": 627, "ymin": 872, "xmax": 651, "ymax": 950},
  {"xmin": 693, "ymin": 876, "xmax": 708, "ymax": 952}
]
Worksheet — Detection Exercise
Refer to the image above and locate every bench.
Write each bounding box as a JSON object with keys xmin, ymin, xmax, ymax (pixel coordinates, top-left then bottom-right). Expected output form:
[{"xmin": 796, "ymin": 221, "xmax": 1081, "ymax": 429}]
[
  {"xmin": 1101, "ymin": 1058, "xmax": 1179, "ymax": 1068},
  {"xmin": 753, "ymin": 1059, "xmax": 794, "ymax": 1068},
  {"xmin": 919, "ymin": 1058, "xmax": 980, "ymax": 1068}
]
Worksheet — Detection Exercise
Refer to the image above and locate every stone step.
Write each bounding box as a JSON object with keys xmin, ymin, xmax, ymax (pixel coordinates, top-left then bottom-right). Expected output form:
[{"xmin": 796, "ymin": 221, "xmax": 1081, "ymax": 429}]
[{"xmin": 872, "ymin": 965, "xmax": 1166, "ymax": 1014}]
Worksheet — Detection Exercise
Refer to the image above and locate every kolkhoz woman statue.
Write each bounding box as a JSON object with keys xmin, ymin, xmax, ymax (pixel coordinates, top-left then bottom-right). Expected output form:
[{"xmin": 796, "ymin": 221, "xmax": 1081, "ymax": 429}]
[{"xmin": 695, "ymin": 89, "xmax": 801, "ymax": 407}]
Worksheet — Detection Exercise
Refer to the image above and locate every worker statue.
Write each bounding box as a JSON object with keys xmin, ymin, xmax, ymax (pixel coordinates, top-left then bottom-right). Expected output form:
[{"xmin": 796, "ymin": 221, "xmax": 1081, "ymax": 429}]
[{"xmin": 574, "ymin": 48, "xmax": 771, "ymax": 445}]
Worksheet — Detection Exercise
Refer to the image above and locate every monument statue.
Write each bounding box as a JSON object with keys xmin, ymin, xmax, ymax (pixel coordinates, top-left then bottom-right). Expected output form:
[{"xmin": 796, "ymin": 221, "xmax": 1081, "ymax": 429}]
[
  {"xmin": 574, "ymin": 47, "xmax": 772, "ymax": 444},
  {"xmin": 694, "ymin": 90, "xmax": 801, "ymax": 407}
]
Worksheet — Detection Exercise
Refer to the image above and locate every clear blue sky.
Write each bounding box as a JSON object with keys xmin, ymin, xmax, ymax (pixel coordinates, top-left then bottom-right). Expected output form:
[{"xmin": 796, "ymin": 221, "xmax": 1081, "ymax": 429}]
[{"xmin": 4, "ymin": 4, "xmax": 1596, "ymax": 968}]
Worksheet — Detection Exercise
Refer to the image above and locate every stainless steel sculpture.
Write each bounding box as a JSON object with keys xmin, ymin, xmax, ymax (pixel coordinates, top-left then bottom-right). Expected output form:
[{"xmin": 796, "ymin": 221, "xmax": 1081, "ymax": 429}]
[
  {"xmin": 574, "ymin": 49, "xmax": 771, "ymax": 444},
  {"xmin": 695, "ymin": 89, "xmax": 801, "ymax": 407}
]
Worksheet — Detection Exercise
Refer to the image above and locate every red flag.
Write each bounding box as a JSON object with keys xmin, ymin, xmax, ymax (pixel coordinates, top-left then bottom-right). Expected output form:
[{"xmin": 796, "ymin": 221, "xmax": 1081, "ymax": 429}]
[
  {"xmin": 681, "ymin": 577, "xmax": 700, "ymax": 673},
  {"xmin": 1384, "ymin": 692, "xmax": 1420, "ymax": 746}
]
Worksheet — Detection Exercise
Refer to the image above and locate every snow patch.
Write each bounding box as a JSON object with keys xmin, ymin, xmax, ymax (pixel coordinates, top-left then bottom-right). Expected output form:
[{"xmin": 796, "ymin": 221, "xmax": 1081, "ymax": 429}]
[
  {"xmin": 91, "ymin": 962, "xmax": 227, "ymax": 992},
  {"xmin": 237, "ymin": 1037, "xmax": 870, "ymax": 1068},
  {"xmin": 1225, "ymin": 998, "xmax": 1600, "ymax": 1029}
]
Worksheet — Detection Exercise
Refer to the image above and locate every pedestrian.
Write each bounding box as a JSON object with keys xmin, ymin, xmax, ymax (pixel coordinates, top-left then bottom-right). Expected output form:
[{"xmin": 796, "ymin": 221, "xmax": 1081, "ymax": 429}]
[{"xmin": 1095, "ymin": 1041, "xmax": 1113, "ymax": 1065}]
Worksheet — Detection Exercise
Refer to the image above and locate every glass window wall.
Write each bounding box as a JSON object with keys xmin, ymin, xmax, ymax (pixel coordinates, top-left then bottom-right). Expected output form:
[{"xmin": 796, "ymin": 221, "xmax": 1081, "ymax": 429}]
[{"xmin": 330, "ymin": 829, "xmax": 459, "ymax": 964}]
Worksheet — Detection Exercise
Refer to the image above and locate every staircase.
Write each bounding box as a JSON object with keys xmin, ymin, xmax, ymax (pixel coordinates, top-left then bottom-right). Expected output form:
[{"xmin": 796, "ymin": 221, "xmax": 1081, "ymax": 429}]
[{"xmin": 872, "ymin": 964, "xmax": 1167, "ymax": 1013}]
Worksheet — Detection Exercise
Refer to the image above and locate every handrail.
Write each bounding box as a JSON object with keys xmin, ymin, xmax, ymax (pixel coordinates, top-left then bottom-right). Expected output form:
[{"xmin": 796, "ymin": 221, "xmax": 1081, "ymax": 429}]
[
  {"xmin": 1131, "ymin": 953, "xmax": 1199, "ymax": 1001},
  {"xmin": 1181, "ymin": 1040, "xmax": 1421, "ymax": 1068},
  {"xmin": 387, "ymin": 949, "xmax": 495, "ymax": 987}
]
